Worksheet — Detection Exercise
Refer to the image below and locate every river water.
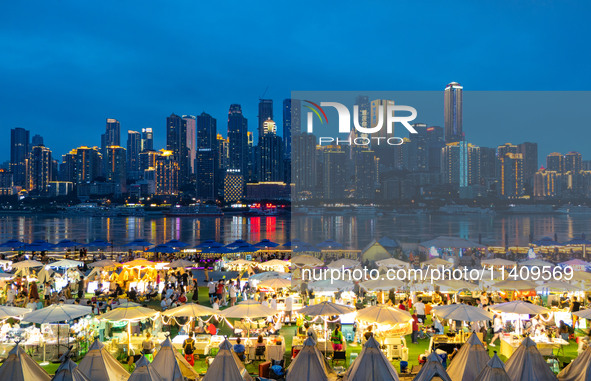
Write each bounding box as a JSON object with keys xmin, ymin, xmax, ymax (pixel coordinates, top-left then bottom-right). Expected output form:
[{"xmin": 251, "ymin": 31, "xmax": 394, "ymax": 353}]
[{"xmin": 0, "ymin": 213, "xmax": 589, "ymax": 250}]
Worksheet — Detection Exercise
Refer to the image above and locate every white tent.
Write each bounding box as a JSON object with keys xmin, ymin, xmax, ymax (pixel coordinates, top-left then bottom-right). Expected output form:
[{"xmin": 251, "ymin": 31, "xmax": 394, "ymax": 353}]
[
  {"xmin": 202, "ymin": 339, "xmax": 253, "ymax": 381},
  {"xmin": 151, "ymin": 337, "xmax": 199, "ymax": 381},
  {"xmin": 286, "ymin": 337, "xmax": 334, "ymax": 381},
  {"xmin": 0, "ymin": 344, "xmax": 51, "ymax": 381},
  {"xmin": 77, "ymin": 339, "xmax": 129, "ymax": 381},
  {"xmin": 504, "ymin": 337, "xmax": 557, "ymax": 381},
  {"xmin": 419, "ymin": 236, "xmax": 485, "ymax": 250},
  {"xmin": 128, "ymin": 356, "xmax": 163, "ymax": 381},
  {"xmin": 446, "ymin": 333, "xmax": 490, "ymax": 381},
  {"xmin": 344, "ymin": 336, "xmax": 399, "ymax": 381},
  {"xmin": 413, "ymin": 352, "xmax": 452, "ymax": 381},
  {"xmin": 52, "ymin": 358, "xmax": 91, "ymax": 381},
  {"xmin": 474, "ymin": 353, "xmax": 511, "ymax": 381},
  {"xmin": 557, "ymin": 345, "xmax": 591, "ymax": 381}
]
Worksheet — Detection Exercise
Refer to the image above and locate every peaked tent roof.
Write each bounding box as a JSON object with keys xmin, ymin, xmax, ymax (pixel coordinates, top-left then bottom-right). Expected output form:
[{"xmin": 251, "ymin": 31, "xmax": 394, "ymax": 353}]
[
  {"xmin": 0, "ymin": 344, "xmax": 51, "ymax": 381},
  {"xmin": 378, "ymin": 236, "xmax": 400, "ymax": 248},
  {"xmin": 557, "ymin": 345, "xmax": 591, "ymax": 381},
  {"xmin": 419, "ymin": 236, "xmax": 485, "ymax": 249},
  {"xmin": 52, "ymin": 358, "xmax": 91, "ymax": 381},
  {"xmin": 202, "ymin": 339, "xmax": 253, "ymax": 381},
  {"xmin": 361, "ymin": 240, "xmax": 393, "ymax": 262},
  {"xmin": 447, "ymin": 333, "xmax": 490, "ymax": 381},
  {"xmin": 504, "ymin": 337, "xmax": 557, "ymax": 381},
  {"xmin": 151, "ymin": 337, "xmax": 199, "ymax": 381},
  {"xmin": 128, "ymin": 356, "xmax": 163, "ymax": 381},
  {"xmin": 413, "ymin": 352, "xmax": 452, "ymax": 381},
  {"xmin": 474, "ymin": 353, "xmax": 511, "ymax": 381},
  {"xmin": 286, "ymin": 337, "xmax": 334, "ymax": 381},
  {"xmin": 344, "ymin": 336, "xmax": 399, "ymax": 381},
  {"xmin": 77, "ymin": 339, "xmax": 129, "ymax": 381}
]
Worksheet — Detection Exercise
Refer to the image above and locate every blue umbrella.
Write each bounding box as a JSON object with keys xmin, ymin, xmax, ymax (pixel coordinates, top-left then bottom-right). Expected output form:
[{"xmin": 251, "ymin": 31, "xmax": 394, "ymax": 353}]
[
  {"xmin": 532, "ymin": 237, "xmax": 562, "ymax": 246},
  {"xmin": 0, "ymin": 239, "xmax": 24, "ymax": 249},
  {"xmin": 293, "ymin": 244, "xmax": 318, "ymax": 253},
  {"xmin": 86, "ymin": 239, "xmax": 112, "ymax": 248},
  {"xmin": 124, "ymin": 239, "xmax": 153, "ymax": 247},
  {"xmin": 200, "ymin": 247, "xmax": 232, "ymax": 254},
  {"xmin": 232, "ymin": 245, "xmax": 260, "ymax": 253},
  {"xmin": 147, "ymin": 244, "xmax": 179, "ymax": 253},
  {"xmin": 164, "ymin": 239, "xmax": 189, "ymax": 248},
  {"xmin": 563, "ymin": 238, "xmax": 591, "ymax": 245},
  {"xmin": 317, "ymin": 239, "xmax": 343, "ymax": 248},
  {"xmin": 22, "ymin": 241, "xmax": 54, "ymax": 251},
  {"xmin": 195, "ymin": 240, "xmax": 223, "ymax": 249},
  {"xmin": 54, "ymin": 239, "xmax": 83, "ymax": 249},
  {"xmin": 225, "ymin": 239, "xmax": 250, "ymax": 249},
  {"xmin": 254, "ymin": 239, "xmax": 280, "ymax": 248}
]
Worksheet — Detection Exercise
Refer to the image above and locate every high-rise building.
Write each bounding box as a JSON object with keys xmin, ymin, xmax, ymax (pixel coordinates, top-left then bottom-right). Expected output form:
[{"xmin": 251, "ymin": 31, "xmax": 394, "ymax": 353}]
[
  {"xmin": 101, "ymin": 119, "xmax": 120, "ymax": 169},
  {"xmin": 370, "ymin": 99, "xmax": 395, "ymax": 138},
  {"xmin": 139, "ymin": 150, "xmax": 159, "ymax": 173},
  {"xmin": 31, "ymin": 134, "xmax": 44, "ymax": 147},
  {"xmin": 546, "ymin": 152, "xmax": 564, "ymax": 173},
  {"xmin": 259, "ymin": 119, "xmax": 283, "ymax": 182},
  {"xmin": 283, "ymin": 99, "xmax": 301, "ymax": 159},
  {"xmin": 10, "ymin": 127, "xmax": 30, "ymax": 187},
  {"xmin": 564, "ymin": 151, "xmax": 582, "ymax": 174},
  {"xmin": 223, "ymin": 169, "xmax": 244, "ymax": 203},
  {"xmin": 105, "ymin": 146, "xmax": 127, "ymax": 193},
  {"xmin": 227, "ymin": 104, "xmax": 249, "ymax": 178},
  {"xmin": 441, "ymin": 141, "xmax": 480, "ymax": 187},
  {"xmin": 292, "ymin": 133, "xmax": 317, "ymax": 201},
  {"xmin": 258, "ymin": 99, "xmax": 273, "ymax": 141},
  {"xmin": 183, "ymin": 115, "xmax": 197, "ymax": 175},
  {"xmin": 61, "ymin": 146, "xmax": 102, "ymax": 184},
  {"xmin": 155, "ymin": 150, "xmax": 179, "ymax": 195},
  {"xmin": 166, "ymin": 114, "xmax": 189, "ymax": 185},
  {"xmin": 322, "ymin": 145, "xmax": 347, "ymax": 200},
  {"xmin": 444, "ymin": 82, "xmax": 463, "ymax": 143},
  {"xmin": 27, "ymin": 145, "xmax": 52, "ymax": 193},
  {"xmin": 500, "ymin": 152, "xmax": 524, "ymax": 198},
  {"xmin": 196, "ymin": 112, "xmax": 218, "ymax": 201},
  {"xmin": 518, "ymin": 142, "xmax": 538, "ymax": 190},
  {"xmin": 126, "ymin": 130, "xmax": 141, "ymax": 180},
  {"xmin": 141, "ymin": 128, "xmax": 153, "ymax": 152},
  {"xmin": 355, "ymin": 149, "xmax": 378, "ymax": 200},
  {"xmin": 534, "ymin": 167, "xmax": 562, "ymax": 198},
  {"xmin": 479, "ymin": 146, "xmax": 497, "ymax": 184}
]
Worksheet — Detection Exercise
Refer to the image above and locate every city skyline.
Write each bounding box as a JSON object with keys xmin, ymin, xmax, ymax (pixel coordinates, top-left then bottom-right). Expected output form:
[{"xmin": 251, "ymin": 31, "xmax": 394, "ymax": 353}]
[{"xmin": 2, "ymin": 1, "xmax": 591, "ymax": 161}]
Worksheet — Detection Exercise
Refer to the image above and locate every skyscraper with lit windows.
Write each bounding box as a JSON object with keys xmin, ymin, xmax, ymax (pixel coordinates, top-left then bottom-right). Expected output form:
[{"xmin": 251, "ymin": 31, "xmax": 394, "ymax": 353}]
[{"xmin": 444, "ymin": 82, "xmax": 463, "ymax": 143}]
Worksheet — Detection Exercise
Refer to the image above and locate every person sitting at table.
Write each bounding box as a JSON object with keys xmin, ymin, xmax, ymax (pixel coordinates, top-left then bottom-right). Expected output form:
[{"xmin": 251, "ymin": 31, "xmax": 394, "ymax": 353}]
[
  {"xmin": 433, "ymin": 317, "xmax": 444, "ymax": 335},
  {"xmin": 95, "ymin": 283, "xmax": 105, "ymax": 297},
  {"xmin": 183, "ymin": 332, "xmax": 197, "ymax": 366},
  {"xmin": 142, "ymin": 332, "xmax": 156, "ymax": 361},
  {"xmin": 558, "ymin": 320, "xmax": 571, "ymax": 341},
  {"xmin": 363, "ymin": 325, "xmax": 374, "ymax": 340},
  {"xmin": 331, "ymin": 323, "xmax": 344, "ymax": 351},
  {"xmin": 256, "ymin": 335, "xmax": 266, "ymax": 348},
  {"xmin": 207, "ymin": 321, "xmax": 217, "ymax": 335},
  {"xmin": 233, "ymin": 337, "xmax": 246, "ymax": 361}
]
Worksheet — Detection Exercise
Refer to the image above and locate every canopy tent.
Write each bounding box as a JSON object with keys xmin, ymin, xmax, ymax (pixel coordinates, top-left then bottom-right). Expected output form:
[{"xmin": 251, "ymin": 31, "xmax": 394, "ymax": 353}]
[
  {"xmin": 146, "ymin": 245, "xmax": 179, "ymax": 254},
  {"xmin": 317, "ymin": 239, "xmax": 343, "ymax": 249},
  {"xmin": 574, "ymin": 309, "xmax": 591, "ymax": 320},
  {"xmin": 22, "ymin": 304, "xmax": 92, "ymax": 324},
  {"xmin": 413, "ymin": 351, "xmax": 452, "ymax": 381},
  {"xmin": 446, "ymin": 333, "xmax": 490, "ymax": 381},
  {"xmin": 298, "ymin": 301, "xmax": 355, "ymax": 317},
  {"xmin": 202, "ymin": 339, "xmax": 253, "ymax": 381},
  {"xmin": 491, "ymin": 279, "xmax": 537, "ymax": 291},
  {"xmin": 481, "ymin": 258, "xmax": 517, "ymax": 267},
  {"xmin": 504, "ymin": 337, "xmax": 557, "ymax": 381},
  {"xmin": 518, "ymin": 259, "xmax": 555, "ymax": 267},
  {"xmin": 167, "ymin": 259, "xmax": 196, "ymax": 268},
  {"xmin": 421, "ymin": 257, "xmax": 453, "ymax": 267},
  {"xmin": 343, "ymin": 336, "xmax": 399, "ymax": 381},
  {"xmin": 77, "ymin": 339, "xmax": 129, "ymax": 381},
  {"xmin": 291, "ymin": 255, "xmax": 324, "ymax": 267},
  {"xmin": 220, "ymin": 300, "xmax": 277, "ymax": 318},
  {"xmin": 248, "ymin": 271, "xmax": 291, "ymax": 281},
  {"xmin": 419, "ymin": 236, "xmax": 485, "ymax": 250},
  {"xmin": 532, "ymin": 237, "xmax": 562, "ymax": 246},
  {"xmin": 437, "ymin": 279, "xmax": 478, "ymax": 292},
  {"xmin": 0, "ymin": 344, "xmax": 51, "ymax": 381},
  {"xmin": 282, "ymin": 239, "xmax": 310, "ymax": 248},
  {"xmin": 308, "ymin": 279, "xmax": 354, "ymax": 292},
  {"xmin": 195, "ymin": 240, "xmax": 223, "ymax": 248},
  {"xmin": 360, "ymin": 279, "xmax": 405, "ymax": 292},
  {"xmin": 432, "ymin": 304, "xmax": 493, "ymax": 322},
  {"xmin": 258, "ymin": 277, "xmax": 292, "ymax": 289},
  {"xmin": 490, "ymin": 301, "xmax": 550, "ymax": 315},
  {"xmin": 562, "ymin": 238, "xmax": 591, "ymax": 246},
  {"xmin": 99, "ymin": 306, "xmax": 159, "ymax": 352},
  {"xmin": 161, "ymin": 303, "xmax": 216, "ymax": 319},
  {"xmin": 327, "ymin": 258, "xmax": 360, "ymax": 269},
  {"xmin": 53, "ymin": 358, "xmax": 91, "ymax": 381},
  {"xmin": 0, "ymin": 306, "xmax": 32, "ymax": 320},
  {"xmin": 356, "ymin": 305, "xmax": 412, "ymax": 326},
  {"xmin": 286, "ymin": 337, "xmax": 334, "ymax": 381},
  {"xmin": 361, "ymin": 241, "xmax": 393, "ymax": 263},
  {"xmin": 86, "ymin": 239, "xmax": 112, "ymax": 248},
  {"xmin": 48, "ymin": 259, "xmax": 84, "ymax": 268},
  {"xmin": 258, "ymin": 259, "xmax": 291, "ymax": 271},
  {"xmin": 557, "ymin": 345, "xmax": 591, "ymax": 381},
  {"xmin": 226, "ymin": 259, "xmax": 255, "ymax": 267},
  {"xmin": 0, "ymin": 239, "xmax": 24, "ymax": 249},
  {"xmin": 474, "ymin": 353, "xmax": 511, "ymax": 381},
  {"xmin": 124, "ymin": 239, "xmax": 153, "ymax": 248},
  {"xmin": 122, "ymin": 259, "xmax": 156, "ymax": 268},
  {"xmin": 128, "ymin": 356, "xmax": 164, "ymax": 381},
  {"xmin": 37, "ymin": 267, "xmax": 54, "ymax": 283},
  {"xmin": 151, "ymin": 337, "xmax": 199, "ymax": 381},
  {"xmin": 536, "ymin": 281, "xmax": 582, "ymax": 292},
  {"xmin": 11, "ymin": 259, "xmax": 44, "ymax": 269},
  {"xmin": 54, "ymin": 239, "xmax": 84, "ymax": 249},
  {"xmin": 375, "ymin": 257, "xmax": 410, "ymax": 269}
]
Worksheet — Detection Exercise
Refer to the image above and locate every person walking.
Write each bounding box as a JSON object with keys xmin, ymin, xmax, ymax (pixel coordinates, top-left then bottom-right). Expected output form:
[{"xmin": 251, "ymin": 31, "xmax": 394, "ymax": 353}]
[{"xmin": 183, "ymin": 332, "xmax": 197, "ymax": 366}]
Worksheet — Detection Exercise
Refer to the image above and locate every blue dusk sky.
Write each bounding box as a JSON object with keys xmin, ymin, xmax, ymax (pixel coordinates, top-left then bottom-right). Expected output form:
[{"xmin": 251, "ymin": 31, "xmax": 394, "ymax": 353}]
[{"xmin": 0, "ymin": 0, "xmax": 590, "ymax": 162}]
